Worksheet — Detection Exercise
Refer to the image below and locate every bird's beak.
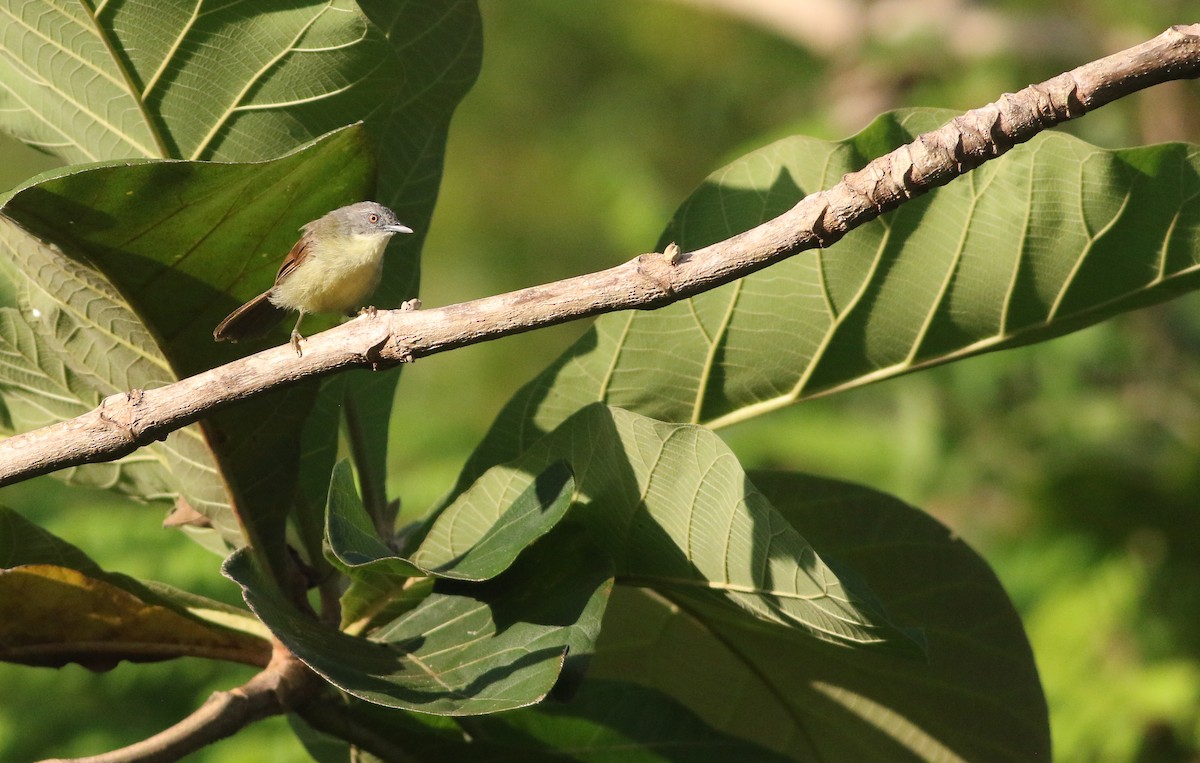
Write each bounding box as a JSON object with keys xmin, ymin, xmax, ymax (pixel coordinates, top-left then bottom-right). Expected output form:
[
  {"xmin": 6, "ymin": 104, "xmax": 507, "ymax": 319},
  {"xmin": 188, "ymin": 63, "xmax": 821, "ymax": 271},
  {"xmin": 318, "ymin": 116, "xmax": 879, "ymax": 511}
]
[{"xmin": 386, "ymin": 223, "xmax": 414, "ymax": 235}]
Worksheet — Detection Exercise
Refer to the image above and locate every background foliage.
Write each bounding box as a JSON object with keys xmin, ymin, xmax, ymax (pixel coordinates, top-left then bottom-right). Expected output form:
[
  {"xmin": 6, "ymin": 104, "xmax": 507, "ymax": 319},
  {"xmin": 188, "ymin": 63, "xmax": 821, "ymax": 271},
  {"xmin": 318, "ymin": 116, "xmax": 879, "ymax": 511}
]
[{"xmin": 1, "ymin": 1, "xmax": 1199, "ymax": 761}]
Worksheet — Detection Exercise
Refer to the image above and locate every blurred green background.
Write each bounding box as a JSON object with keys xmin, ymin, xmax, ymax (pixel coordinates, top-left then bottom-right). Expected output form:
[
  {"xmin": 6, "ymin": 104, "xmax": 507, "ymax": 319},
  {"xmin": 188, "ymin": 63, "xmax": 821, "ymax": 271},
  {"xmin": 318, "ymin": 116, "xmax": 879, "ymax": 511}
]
[{"xmin": 3, "ymin": 1, "xmax": 1200, "ymax": 760}]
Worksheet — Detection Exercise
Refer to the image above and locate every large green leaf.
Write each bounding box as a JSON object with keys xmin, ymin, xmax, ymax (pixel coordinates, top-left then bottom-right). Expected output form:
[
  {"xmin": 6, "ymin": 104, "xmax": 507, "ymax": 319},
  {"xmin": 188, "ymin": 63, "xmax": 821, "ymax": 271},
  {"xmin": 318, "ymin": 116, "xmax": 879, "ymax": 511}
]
[
  {"xmin": 0, "ymin": 506, "xmax": 269, "ymax": 671},
  {"xmin": 589, "ymin": 472, "xmax": 1047, "ymax": 763},
  {"xmin": 0, "ymin": 213, "xmax": 240, "ymax": 541},
  {"xmin": 457, "ymin": 110, "xmax": 1200, "ymax": 484},
  {"xmin": 0, "ymin": 0, "xmax": 400, "ymax": 163},
  {"xmin": 291, "ymin": 679, "xmax": 794, "ymax": 762},
  {"xmin": 226, "ymin": 522, "xmax": 613, "ymax": 715},
  {"xmin": 0, "ymin": 1, "xmax": 484, "ymax": 557},
  {"xmin": 2, "ymin": 126, "xmax": 374, "ymax": 375},
  {"xmin": 0, "ymin": 304, "xmax": 174, "ymax": 499},
  {"xmin": 420, "ymin": 404, "xmax": 922, "ymax": 656},
  {"xmin": 0, "ymin": 127, "xmax": 374, "ymax": 554}
]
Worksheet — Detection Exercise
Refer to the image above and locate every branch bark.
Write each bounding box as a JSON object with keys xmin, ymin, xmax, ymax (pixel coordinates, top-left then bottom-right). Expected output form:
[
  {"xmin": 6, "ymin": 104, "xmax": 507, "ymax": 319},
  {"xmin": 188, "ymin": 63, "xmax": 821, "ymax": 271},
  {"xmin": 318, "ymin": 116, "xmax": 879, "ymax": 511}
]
[
  {"xmin": 2, "ymin": 24, "xmax": 1199, "ymax": 487},
  {"xmin": 37, "ymin": 641, "xmax": 317, "ymax": 763}
]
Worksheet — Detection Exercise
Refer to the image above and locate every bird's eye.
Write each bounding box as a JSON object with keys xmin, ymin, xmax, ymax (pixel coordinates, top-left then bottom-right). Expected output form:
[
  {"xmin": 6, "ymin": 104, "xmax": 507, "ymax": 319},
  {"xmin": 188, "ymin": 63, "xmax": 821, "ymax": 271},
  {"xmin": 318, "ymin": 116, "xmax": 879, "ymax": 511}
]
[{"xmin": 369, "ymin": 213, "xmax": 379, "ymax": 223}]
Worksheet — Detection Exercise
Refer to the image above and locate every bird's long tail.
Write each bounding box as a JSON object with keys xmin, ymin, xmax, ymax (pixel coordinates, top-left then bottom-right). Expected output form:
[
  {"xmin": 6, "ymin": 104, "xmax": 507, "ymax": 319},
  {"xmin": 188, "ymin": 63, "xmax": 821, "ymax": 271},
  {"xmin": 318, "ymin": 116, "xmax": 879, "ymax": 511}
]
[{"xmin": 213, "ymin": 292, "xmax": 286, "ymax": 342}]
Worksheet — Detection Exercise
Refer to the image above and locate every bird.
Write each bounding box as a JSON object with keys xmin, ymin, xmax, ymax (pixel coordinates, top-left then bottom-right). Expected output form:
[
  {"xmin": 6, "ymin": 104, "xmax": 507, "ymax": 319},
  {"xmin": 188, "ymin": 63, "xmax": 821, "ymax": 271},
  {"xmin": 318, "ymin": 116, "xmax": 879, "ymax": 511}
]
[{"xmin": 213, "ymin": 201, "xmax": 413, "ymax": 355}]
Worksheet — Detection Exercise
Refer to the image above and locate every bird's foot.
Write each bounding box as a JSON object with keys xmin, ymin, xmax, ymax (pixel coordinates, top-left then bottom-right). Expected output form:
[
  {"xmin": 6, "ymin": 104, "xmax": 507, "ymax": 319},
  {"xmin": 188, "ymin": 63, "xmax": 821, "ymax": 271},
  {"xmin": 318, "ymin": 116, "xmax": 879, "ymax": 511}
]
[
  {"xmin": 401, "ymin": 298, "xmax": 421, "ymax": 312},
  {"xmin": 290, "ymin": 330, "xmax": 305, "ymax": 357}
]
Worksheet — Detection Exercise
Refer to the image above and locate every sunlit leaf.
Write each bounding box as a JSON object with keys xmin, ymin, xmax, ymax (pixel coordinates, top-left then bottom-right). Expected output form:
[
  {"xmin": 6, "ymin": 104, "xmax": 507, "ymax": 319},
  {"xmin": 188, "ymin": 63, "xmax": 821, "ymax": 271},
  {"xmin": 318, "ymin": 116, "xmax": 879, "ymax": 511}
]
[
  {"xmin": 0, "ymin": 1, "xmax": 484, "ymax": 564},
  {"xmin": 458, "ymin": 110, "xmax": 1200, "ymax": 483},
  {"xmin": 0, "ymin": 215, "xmax": 240, "ymax": 541},
  {"xmin": 422, "ymin": 404, "xmax": 922, "ymax": 655},
  {"xmin": 0, "ymin": 0, "xmax": 398, "ymax": 163},
  {"xmin": 590, "ymin": 472, "xmax": 1047, "ymax": 762},
  {"xmin": 407, "ymin": 459, "xmax": 575, "ymax": 578}
]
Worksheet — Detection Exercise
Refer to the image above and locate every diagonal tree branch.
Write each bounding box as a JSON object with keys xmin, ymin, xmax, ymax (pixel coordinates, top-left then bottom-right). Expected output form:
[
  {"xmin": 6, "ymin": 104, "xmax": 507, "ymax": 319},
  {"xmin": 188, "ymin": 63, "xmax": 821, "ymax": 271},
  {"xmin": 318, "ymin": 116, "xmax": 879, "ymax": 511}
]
[
  {"xmin": 37, "ymin": 640, "xmax": 318, "ymax": 763},
  {"xmin": 1, "ymin": 24, "xmax": 1199, "ymax": 488}
]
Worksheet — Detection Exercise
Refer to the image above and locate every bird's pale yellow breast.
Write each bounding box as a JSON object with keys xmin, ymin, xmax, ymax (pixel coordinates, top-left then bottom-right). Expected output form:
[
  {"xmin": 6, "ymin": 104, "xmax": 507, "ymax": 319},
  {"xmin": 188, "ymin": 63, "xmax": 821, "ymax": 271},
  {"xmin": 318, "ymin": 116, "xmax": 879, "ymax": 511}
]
[{"xmin": 271, "ymin": 232, "xmax": 390, "ymax": 315}]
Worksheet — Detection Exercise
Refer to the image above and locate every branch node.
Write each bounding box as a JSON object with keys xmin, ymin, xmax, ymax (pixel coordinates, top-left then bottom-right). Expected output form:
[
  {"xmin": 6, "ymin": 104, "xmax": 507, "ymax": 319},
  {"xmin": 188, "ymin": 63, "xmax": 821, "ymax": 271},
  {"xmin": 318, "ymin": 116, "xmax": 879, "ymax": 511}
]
[
  {"xmin": 636, "ymin": 252, "xmax": 676, "ymax": 300},
  {"xmin": 797, "ymin": 196, "xmax": 834, "ymax": 247},
  {"xmin": 663, "ymin": 242, "xmax": 685, "ymax": 265},
  {"xmin": 97, "ymin": 393, "xmax": 134, "ymax": 439}
]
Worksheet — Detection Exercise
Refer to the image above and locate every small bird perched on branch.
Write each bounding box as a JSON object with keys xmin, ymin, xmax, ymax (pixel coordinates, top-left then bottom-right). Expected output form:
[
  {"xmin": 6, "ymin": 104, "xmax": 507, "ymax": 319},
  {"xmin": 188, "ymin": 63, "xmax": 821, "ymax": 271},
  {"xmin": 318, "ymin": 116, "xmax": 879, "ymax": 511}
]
[{"xmin": 213, "ymin": 201, "xmax": 413, "ymax": 355}]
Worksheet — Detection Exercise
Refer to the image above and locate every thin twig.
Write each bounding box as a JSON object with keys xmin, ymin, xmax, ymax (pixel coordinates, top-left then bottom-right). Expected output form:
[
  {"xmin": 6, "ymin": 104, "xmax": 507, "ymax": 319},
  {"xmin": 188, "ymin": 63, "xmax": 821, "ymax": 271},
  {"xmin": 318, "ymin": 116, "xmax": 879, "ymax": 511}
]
[
  {"xmin": 1, "ymin": 25, "xmax": 1198, "ymax": 487},
  {"xmin": 36, "ymin": 641, "xmax": 317, "ymax": 763}
]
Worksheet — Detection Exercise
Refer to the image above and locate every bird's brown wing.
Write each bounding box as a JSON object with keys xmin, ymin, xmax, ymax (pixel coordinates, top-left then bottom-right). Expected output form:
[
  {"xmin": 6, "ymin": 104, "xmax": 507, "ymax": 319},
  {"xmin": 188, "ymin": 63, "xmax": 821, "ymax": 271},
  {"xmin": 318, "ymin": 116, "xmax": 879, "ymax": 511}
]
[
  {"xmin": 214, "ymin": 230, "xmax": 314, "ymax": 342},
  {"xmin": 273, "ymin": 232, "xmax": 313, "ymax": 286}
]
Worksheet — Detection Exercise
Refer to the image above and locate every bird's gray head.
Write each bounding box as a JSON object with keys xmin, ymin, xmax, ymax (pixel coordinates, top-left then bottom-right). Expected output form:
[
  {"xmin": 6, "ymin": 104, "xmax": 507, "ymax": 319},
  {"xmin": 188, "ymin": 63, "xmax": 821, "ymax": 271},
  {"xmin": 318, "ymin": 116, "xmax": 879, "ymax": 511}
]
[{"xmin": 333, "ymin": 201, "xmax": 414, "ymax": 238}]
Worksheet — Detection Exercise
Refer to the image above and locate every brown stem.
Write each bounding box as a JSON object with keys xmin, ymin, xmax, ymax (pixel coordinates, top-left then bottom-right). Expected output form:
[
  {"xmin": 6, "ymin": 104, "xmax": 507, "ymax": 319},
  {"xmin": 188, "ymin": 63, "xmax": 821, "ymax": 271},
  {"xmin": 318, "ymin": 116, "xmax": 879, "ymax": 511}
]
[
  {"xmin": 1, "ymin": 25, "xmax": 1198, "ymax": 487},
  {"xmin": 36, "ymin": 641, "xmax": 318, "ymax": 763}
]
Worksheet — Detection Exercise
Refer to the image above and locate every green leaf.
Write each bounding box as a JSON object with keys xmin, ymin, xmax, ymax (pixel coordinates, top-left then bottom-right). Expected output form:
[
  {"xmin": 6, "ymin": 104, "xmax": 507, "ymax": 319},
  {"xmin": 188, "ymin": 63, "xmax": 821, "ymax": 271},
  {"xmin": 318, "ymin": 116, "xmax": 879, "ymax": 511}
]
[
  {"xmin": 0, "ymin": 0, "xmax": 161, "ymax": 162},
  {"xmin": 590, "ymin": 472, "xmax": 1048, "ymax": 762},
  {"xmin": 0, "ymin": 127, "xmax": 375, "ymax": 558},
  {"xmin": 457, "ymin": 110, "xmax": 1200, "ymax": 484},
  {"xmin": 406, "ymin": 459, "xmax": 576, "ymax": 578},
  {"xmin": 2, "ymin": 126, "xmax": 374, "ymax": 372},
  {"xmin": 0, "ymin": 0, "xmax": 402, "ymax": 163},
  {"xmin": 291, "ymin": 374, "xmax": 351, "ymax": 569},
  {"xmin": 0, "ymin": 1, "xmax": 483, "ymax": 552},
  {"xmin": 327, "ymin": 458, "xmax": 576, "ymax": 630},
  {"xmin": 225, "ymin": 522, "xmax": 613, "ymax": 715},
  {"xmin": 0, "ymin": 308, "xmax": 163, "ymax": 496},
  {"xmin": 461, "ymin": 680, "xmax": 795, "ymax": 762},
  {"xmin": 423, "ymin": 404, "xmax": 921, "ymax": 655},
  {"xmin": 292, "ymin": 679, "xmax": 794, "ymax": 762},
  {"xmin": 0, "ymin": 506, "xmax": 269, "ymax": 671},
  {"xmin": 0, "ymin": 214, "xmax": 241, "ymax": 542}
]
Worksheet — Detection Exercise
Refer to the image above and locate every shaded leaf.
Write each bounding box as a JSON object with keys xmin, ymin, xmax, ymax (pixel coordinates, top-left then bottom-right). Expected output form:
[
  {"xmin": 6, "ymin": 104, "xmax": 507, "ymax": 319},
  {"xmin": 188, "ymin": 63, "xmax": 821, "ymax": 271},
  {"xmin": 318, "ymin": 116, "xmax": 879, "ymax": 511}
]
[
  {"xmin": 422, "ymin": 404, "xmax": 921, "ymax": 655},
  {"xmin": 0, "ymin": 504, "xmax": 104, "ymax": 573},
  {"xmin": 0, "ymin": 127, "xmax": 375, "ymax": 558},
  {"xmin": 2, "ymin": 126, "xmax": 374, "ymax": 376},
  {"xmin": 457, "ymin": 111, "xmax": 1200, "ymax": 485},
  {"xmin": 0, "ymin": 506, "xmax": 269, "ymax": 671},
  {"xmin": 225, "ymin": 523, "xmax": 613, "ymax": 715},
  {"xmin": 292, "ymin": 679, "xmax": 793, "ymax": 762},
  {"xmin": 292, "ymin": 374, "xmax": 350, "ymax": 570},
  {"xmin": 589, "ymin": 472, "xmax": 1047, "ymax": 763}
]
